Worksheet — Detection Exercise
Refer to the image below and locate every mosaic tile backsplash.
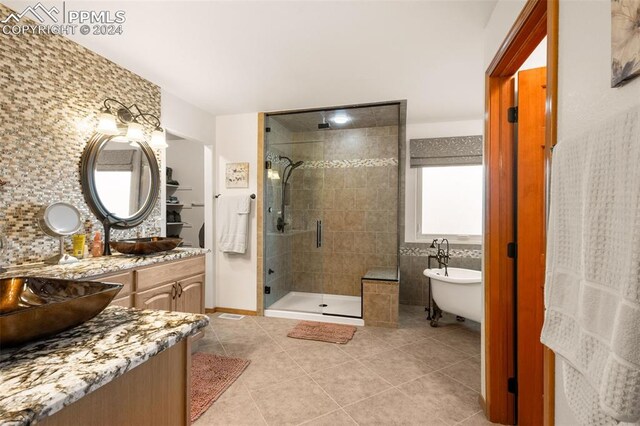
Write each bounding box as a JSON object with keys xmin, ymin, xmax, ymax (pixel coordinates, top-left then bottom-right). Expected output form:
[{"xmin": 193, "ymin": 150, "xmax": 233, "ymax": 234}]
[{"xmin": 0, "ymin": 5, "xmax": 161, "ymax": 265}]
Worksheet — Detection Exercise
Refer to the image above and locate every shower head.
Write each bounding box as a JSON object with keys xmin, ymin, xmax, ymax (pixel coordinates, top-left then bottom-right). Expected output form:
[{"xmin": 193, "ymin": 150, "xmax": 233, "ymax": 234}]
[{"xmin": 282, "ymin": 159, "xmax": 304, "ymax": 185}]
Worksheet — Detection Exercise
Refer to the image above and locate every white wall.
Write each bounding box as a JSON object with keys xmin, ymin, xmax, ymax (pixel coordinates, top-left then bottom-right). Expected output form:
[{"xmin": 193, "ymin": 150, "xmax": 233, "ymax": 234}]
[
  {"xmin": 214, "ymin": 113, "xmax": 259, "ymax": 311},
  {"xmin": 166, "ymin": 138, "xmax": 205, "ymax": 249},
  {"xmin": 161, "ymin": 89, "xmax": 216, "ymax": 308},
  {"xmin": 520, "ymin": 37, "xmax": 547, "ymax": 71},
  {"xmin": 483, "ymin": 0, "xmax": 527, "ymax": 69},
  {"xmin": 404, "ymin": 119, "xmax": 485, "ymax": 243},
  {"xmin": 555, "ymin": 1, "xmax": 640, "ymax": 424}
]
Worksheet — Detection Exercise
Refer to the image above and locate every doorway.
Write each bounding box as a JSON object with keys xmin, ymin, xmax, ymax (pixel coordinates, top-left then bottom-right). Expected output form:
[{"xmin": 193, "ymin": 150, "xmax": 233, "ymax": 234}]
[{"xmin": 483, "ymin": 0, "xmax": 558, "ymax": 424}]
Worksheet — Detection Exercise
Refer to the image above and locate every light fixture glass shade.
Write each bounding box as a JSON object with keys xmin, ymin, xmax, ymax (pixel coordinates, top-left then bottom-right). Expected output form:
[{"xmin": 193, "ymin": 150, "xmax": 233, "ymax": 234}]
[
  {"xmin": 97, "ymin": 112, "xmax": 119, "ymax": 135},
  {"xmin": 150, "ymin": 128, "xmax": 168, "ymax": 148},
  {"xmin": 111, "ymin": 136, "xmax": 130, "ymax": 144},
  {"xmin": 126, "ymin": 122, "xmax": 145, "ymax": 142}
]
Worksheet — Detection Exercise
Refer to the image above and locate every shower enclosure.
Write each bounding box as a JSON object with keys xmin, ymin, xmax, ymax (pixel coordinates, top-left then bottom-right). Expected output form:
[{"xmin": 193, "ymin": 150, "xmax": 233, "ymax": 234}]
[{"xmin": 262, "ymin": 103, "xmax": 401, "ymax": 325}]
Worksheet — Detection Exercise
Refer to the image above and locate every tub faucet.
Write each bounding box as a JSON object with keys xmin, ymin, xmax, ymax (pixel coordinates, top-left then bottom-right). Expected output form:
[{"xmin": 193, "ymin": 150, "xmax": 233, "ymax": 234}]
[{"xmin": 432, "ymin": 238, "xmax": 450, "ymax": 276}]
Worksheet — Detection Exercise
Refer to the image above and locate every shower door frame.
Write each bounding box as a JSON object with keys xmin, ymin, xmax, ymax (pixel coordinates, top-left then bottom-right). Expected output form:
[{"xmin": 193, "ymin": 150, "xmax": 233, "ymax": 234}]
[{"xmin": 257, "ymin": 100, "xmax": 405, "ymax": 319}]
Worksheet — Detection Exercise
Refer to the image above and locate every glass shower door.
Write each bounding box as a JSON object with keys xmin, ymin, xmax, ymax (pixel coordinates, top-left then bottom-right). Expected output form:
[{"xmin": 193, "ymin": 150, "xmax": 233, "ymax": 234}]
[{"xmin": 263, "ymin": 115, "xmax": 324, "ymax": 314}]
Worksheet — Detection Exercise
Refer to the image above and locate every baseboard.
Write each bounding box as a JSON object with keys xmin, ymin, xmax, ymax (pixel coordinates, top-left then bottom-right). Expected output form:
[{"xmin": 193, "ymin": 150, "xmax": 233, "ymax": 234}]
[
  {"xmin": 478, "ymin": 394, "xmax": 487, "ymax": 413},
  {"xmin": 205, "ymin": 307, "xmax": 258, "ymax": 316}
]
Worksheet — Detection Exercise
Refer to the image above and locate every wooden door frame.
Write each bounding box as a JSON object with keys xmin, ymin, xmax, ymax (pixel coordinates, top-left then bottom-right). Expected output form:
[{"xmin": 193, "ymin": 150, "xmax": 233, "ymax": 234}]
[{"xmin": 483, "ymin": 0, "xmax": 558, "ymax": 424}]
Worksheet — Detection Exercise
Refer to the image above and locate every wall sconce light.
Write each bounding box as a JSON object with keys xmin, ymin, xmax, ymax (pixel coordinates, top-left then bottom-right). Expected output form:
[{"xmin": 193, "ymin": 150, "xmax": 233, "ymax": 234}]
[
  {"xmin": 150, "ymin": 128, "xmax": 167, "ymax": 148},
  {"xmin": 96, "ymin": 112, "xmax": 119, "ymax": 135},
  {"xmin": 125, "ymin": 122, "xmax": 145, "ymax": 141},
  {"xmin": 97, "ymin": 98, "xmax": 166, "ymax": 149}
]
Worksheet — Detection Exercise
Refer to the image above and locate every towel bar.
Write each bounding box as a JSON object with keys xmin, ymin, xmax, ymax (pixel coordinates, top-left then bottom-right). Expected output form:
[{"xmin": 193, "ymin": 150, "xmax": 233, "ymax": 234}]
[{"xmin": 215, "ymin": 193, "xmax": 256, "ymax": 199}]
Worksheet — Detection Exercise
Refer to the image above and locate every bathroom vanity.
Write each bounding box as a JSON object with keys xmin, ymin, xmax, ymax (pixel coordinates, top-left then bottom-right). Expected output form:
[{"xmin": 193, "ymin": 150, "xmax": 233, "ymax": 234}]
[
  {"xmin": 1, "ymin": 248, "xmax": 207, "ymax": 312},
  {"xmin": 0, "ymin": 249, "xmax": 209, "ymax": 425},
  {"xmin": 0, "ymin": 307, "xmax": 208, "ymax": 425}
]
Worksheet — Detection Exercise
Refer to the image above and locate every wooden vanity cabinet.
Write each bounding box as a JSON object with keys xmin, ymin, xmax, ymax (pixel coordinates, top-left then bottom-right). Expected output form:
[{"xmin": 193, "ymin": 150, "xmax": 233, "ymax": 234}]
[
  {"xmin": 176, "ymin": 274, "xmax": 205, "ymax": 314},
  {"xmin": 94, "ymin": 271, "xmax": 134, "ymax": 308},
  {"xmin": 93, "ymin": 256, "xmax": 206, "ymax": 317},
  {"xmin": 136, "ymin": 282, "xmax": 177, "ymax": 311}
]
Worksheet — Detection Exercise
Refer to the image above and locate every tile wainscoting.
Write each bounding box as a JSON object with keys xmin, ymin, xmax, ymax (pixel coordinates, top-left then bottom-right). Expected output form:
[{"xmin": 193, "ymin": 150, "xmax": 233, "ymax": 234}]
[{"xmin": 399, "ymin": 243, "xmax": 482, "ymax": 306}]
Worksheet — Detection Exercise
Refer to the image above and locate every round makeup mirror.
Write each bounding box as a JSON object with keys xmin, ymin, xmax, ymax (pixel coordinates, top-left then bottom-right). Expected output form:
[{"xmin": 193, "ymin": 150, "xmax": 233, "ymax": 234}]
[{"xmin": 38, "ymin": 202, "xmax": 83, "ymax": 264}]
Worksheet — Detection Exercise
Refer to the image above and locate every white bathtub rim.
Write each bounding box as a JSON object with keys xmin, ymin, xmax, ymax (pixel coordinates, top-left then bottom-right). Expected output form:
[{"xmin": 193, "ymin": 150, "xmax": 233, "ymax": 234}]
[{"xmin": 423, "ymin": 267, "xmax": 482, "ymax": 284}]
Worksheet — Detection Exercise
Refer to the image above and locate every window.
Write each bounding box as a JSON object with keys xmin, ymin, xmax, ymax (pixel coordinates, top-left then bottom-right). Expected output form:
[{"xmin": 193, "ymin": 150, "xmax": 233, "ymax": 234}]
[
  {"xmin": 95, "ymin": 171, "xmax": 133, "ymax": 217},
  {"xmin": 418, "ymin": 165, "xmax": 483, "ymax": 240}
]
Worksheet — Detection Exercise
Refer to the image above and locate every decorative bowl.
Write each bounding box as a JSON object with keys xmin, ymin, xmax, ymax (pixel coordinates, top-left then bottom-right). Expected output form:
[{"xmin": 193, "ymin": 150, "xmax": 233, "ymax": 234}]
[
  {"xmin": 0, "ymin": 277, "xmax": 122, "ymax": 347},
  {"xmin": 110, "ymin": 237, "xmax": 183, "ymax": 255}
]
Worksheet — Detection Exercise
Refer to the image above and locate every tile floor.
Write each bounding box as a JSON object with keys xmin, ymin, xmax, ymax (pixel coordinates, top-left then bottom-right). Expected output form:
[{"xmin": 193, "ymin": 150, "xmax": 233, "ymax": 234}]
[{"xmin": 194, "ymin": 305, "xmax": 497, "ymax": 426}]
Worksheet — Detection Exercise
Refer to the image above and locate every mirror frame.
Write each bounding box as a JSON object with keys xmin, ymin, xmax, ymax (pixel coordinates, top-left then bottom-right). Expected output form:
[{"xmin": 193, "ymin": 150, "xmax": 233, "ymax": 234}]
[{"xmin": 80, "ymin": 133, "xmax": 160, "ymax": 229}]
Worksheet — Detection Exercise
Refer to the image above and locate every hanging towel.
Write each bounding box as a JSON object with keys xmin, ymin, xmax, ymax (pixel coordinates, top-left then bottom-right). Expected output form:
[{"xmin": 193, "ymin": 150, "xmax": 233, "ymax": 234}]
[
  {"xmin": 541, "ymin": 105, "xmax": 640, "ymax": 425},
  {"xmin": 217, "ymin": 195, "xmax": 251, "ymax": 254}
]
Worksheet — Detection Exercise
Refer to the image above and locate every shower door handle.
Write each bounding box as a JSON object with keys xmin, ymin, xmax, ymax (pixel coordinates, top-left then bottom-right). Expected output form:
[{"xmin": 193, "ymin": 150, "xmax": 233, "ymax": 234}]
[{"xmin": 316, "ymin": 220, "xmax": 322, "ymax": 248}]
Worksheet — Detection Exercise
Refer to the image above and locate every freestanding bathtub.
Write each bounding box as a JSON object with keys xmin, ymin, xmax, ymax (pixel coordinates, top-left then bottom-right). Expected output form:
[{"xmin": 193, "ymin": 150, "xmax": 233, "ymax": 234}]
[{"xmin": 423, "ymin": 267, "xmax": 482, "ymax": 323}]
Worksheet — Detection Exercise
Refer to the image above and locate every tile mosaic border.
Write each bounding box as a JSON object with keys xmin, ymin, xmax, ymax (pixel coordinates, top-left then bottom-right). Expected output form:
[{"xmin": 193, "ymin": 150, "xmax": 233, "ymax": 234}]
[
  {"xmin": 399, "ymin": 245, "xmax": 482, "ymax": 259},
  {"xmin": 266, "ymin": 151, "xmax": 398, "ymax": 169}
]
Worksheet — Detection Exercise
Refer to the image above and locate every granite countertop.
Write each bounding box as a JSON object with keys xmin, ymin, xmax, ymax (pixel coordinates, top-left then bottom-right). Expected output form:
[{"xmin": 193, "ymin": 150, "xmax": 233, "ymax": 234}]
[
  {"xmin": 0, "ymin": 306, "xmax": 209, "ymax": 426},
  {"xmin": 0, "ymin": 248, "xmax": 209, "ymax": 281}
]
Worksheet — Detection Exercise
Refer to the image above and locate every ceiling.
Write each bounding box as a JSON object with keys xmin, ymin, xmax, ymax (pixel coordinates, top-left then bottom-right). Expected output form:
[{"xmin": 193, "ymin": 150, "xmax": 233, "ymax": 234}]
[
  {"xmin": 6, "ymin": 1, "xmax": 497, "ymax": 124},
  {"xmin": 271, "ymin": 104, "xmax": 399, "ymax": 132}
]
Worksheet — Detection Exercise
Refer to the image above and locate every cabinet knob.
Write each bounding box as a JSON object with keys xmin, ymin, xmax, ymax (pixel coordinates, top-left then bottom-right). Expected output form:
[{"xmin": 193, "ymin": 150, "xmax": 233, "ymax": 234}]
[
  {"xmin": 171, "ymin": 285, "xmax": 177, "ymax": 300},
  {"xmin": 178, "ymin": 283, "xmax": 183, "ymax": 297}
]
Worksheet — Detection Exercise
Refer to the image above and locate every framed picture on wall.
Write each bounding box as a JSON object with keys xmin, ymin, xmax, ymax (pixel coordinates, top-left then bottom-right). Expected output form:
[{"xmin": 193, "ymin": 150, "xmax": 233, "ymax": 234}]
[
  {"xmin": 612, "ymin": 0, "xmax": 640, "ymax": 87},
  {"xmin": 225, "ymin": 162, "xmax": 249, "ymax": 188}
]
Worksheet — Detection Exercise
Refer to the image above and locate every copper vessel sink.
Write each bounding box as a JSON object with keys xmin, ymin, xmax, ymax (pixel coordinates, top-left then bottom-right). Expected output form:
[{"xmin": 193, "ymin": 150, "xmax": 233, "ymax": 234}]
[
  {"xmin": 110, "ymin": 237, "xmax": 183, "ymax": 255},
  {"xmin": 0, "ymin": 277, "xmax": 122, "ymax": 347}
]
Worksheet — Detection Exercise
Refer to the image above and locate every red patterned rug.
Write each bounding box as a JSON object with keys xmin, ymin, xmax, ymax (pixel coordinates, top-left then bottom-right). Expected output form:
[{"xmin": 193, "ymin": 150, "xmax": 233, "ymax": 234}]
[
  {"xmin": 287, "ymin": 320, "xmax": 357, "ymax": 344},
  {"xmin": 191, "ymin": 352, "xmax": 250, "ymax": 423}
]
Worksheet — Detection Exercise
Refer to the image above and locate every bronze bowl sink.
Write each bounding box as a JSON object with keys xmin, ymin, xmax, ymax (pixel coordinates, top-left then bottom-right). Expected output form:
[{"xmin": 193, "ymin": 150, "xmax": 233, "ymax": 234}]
[
  {"xmin": 0, "ymin": 277, "xmax": 122, "ymax": 347},
  {"xmin": 110, "ymin": 237, "xmax": 183, "ymax": 256}
]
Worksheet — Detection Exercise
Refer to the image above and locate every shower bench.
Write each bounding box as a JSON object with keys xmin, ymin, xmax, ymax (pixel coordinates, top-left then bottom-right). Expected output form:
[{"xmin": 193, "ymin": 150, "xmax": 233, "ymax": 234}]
[{"xmin": 362, "ymin": 268, "xmax": 399, "ymax": 328}]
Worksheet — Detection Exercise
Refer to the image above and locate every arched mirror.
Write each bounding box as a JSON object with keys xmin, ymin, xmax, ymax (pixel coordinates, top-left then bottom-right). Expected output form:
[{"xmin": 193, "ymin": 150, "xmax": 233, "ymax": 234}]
[{"xmin": 80, "ymin": 133, "xmax": 159, "ymax": 235}]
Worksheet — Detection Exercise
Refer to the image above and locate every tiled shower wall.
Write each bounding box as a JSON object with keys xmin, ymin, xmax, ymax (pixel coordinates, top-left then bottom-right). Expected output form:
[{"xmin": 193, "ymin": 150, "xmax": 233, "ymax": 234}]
[
  {"xmin": 0, "ymin": 4, "xmax": 162, "ymax": 265},
  {"xmin": 267, "ymin": 126, "xmax": 399, "ymax": 299}
]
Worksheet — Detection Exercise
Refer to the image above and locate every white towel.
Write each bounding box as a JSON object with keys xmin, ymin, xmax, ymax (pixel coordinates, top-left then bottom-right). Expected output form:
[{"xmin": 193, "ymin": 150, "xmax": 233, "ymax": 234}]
[
  {"xmin": 541, "ymin": 105, "xmax": 640, "ymax": 424},
  {"xmin": 217, "ymin": 195, "xmax": 251, "ymax": 254}
]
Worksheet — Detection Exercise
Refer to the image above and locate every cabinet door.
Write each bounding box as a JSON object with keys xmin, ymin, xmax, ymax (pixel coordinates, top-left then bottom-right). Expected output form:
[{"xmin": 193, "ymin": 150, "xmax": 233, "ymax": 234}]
[
  {"xmin": 110, "ymin": 295, "xmax": 133, "ymax": 308},
  {"xmin": 135, "ymin": 282, "xmax": 176, "ymax": 311},
  {"xmin": 92, "ymin": 271, "xmax": 134, "ymax": 297},
  {"xmin": 176, "ymin": 274, "xmax": 205, "ymax": 314}
]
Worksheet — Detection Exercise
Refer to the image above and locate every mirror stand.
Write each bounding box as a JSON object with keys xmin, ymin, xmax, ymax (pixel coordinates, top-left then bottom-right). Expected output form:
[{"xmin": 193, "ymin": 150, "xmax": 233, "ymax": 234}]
[
  {"xmin": 103, "ymin": 215, "xmax": 129, "ymax": 256},
  {"xmin": 44, "ymin": 236, "xmax": 79, "ymax": 265}
]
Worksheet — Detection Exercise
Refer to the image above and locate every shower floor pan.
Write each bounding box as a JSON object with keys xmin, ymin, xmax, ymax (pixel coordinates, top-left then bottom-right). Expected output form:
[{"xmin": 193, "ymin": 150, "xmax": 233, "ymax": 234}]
[{"xmin": 265, "ymin": 291, "xmax": 364, "ymax": 326}]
